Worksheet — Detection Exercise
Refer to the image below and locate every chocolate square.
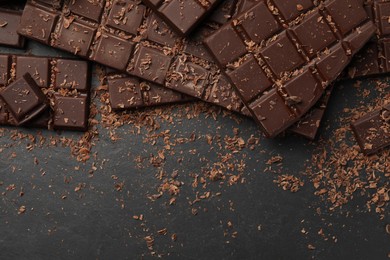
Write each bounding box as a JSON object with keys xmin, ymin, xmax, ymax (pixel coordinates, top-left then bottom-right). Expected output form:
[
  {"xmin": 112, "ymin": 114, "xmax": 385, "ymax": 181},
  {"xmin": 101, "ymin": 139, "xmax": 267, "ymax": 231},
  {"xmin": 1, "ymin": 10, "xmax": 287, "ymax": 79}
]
[
  {"xmin": 292, "ymin": 11, "xmax": 336, "ymax": 57},
  {"xmin": 106, "ymin": 0, "xmax": 146, "ymax": 35},
  {"xmin": 261, "ymin": 31, "xmax": 305, "ymax": 77},
  {"xmin": 0, "ymin": 73, "xmax": 48, "ymax": 125},
  {"xmin": 92, "ymin": 33, "xmax": 134, "ymax": 71},
  {"xmin": 108, "ymin": 76, "xmax": 143, "ymax": 110},
  {"xmin": 283, "ymin": 69, "xmax": 322, "ymax": 114},
  {"xmin": 16, "ymin": 56, "xmax": 50, "ymax": 88},
  {"xmin": 129, "ymin": 45, "xmax": 172, "ymax": 85},
  {"xmin": 316, "ymin": 44, "xmax": 349, "ymax": 82},
  {"xmin": 228, "ymin": 55, "xmax": 272, "ymax": 103},
  {"xmin": 68, "ymin": 0, "xmax": 105, "ymax": 23},
  {"xmin": 272, "ymin": 0, "xmax": 314, "ymax": 21},
  {"xmin": 55, "ymin": 59, "xmax": 89, "ymax": 92},
  {"xmin": 55, "ymin": 18, "xmax": 96, "ymax": 57},
  {"xmin": 53, "ymin": 94, "xmax": 88, "ymax": 131},
  {"xmin": 203, "ymin": 24, "xmax": 247, "ymax": 67},
  {"xmin": 17, "ymin": 4, "xmax": 58, "ymax": 44},
  {"xmin": 249, "ymin": 89, "xmax": 295, "ymax": 136},
  {"xmin": 239, "ymin": 2, "xmax": 281, "ymax": 44},
  {"xmin": 325, "ymin": 0, "xmax": 367, "ymax": 35}
]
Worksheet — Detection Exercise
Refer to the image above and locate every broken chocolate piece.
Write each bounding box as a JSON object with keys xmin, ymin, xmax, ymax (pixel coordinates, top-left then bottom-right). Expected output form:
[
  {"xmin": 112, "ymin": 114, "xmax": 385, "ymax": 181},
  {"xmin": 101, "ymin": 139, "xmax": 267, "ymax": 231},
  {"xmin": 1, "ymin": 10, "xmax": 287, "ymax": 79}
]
[
  {"xmin": 0, "ymin": 73, "xmax": 48, "ymax": 125},
  {"xmin": 351, "ymin": 103, "xmax": 390, "ymax": 155}
]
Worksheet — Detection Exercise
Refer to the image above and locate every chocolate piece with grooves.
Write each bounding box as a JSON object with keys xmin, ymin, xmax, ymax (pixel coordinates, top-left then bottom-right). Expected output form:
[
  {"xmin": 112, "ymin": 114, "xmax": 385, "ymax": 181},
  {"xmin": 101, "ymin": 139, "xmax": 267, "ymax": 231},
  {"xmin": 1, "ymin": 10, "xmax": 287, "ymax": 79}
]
[
  {"xmin": 204, "ymin": 0, "xmax": 375, "ymax": 137},
  {"xmin": 142, "ymin": 0, "xmax": 223, "ymax": 36},
  {"xmin": 0, "ymin": 73, "xmax": 48, "ymax": 125},
  {"xmin": 346, "ymin": 0, "xmax": 390, "ymax": 79},
  {"xmin": 17, "ymin": 0, "xmax": 251, "ymax": 115},
  {"xmin": 351, "ymin": 103, "xmax": 390, "ymax": 155},
  {"xmin": 0, "ymin": 8, "xmax": 25, "ymax": 48},
  {"xmin": 0, "ymin": 54, "xmax": 91, "ymax": 131},
  {"xmin": 107, "ymin": 72, "xmax": 195, "ymax": 110}
]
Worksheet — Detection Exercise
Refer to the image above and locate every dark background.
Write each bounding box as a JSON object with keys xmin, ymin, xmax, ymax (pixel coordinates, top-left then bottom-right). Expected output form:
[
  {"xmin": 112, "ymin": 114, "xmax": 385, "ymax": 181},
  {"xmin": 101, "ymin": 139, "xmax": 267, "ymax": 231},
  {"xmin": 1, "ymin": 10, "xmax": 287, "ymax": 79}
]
[{"xmin": 0, "ymin": 19, "xmax": 389, "ymax": 260}]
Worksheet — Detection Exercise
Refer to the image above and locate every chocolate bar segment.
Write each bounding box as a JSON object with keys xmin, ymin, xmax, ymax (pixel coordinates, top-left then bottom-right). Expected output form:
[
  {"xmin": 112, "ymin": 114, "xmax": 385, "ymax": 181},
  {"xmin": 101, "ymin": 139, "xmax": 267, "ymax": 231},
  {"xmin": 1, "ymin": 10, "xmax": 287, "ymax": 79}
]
[
  {"xmin": 0, "ymin": 54, "xmax": 91, "ymax": 131},
  {"xmin": 204, "ymin": 0, "xmax": 375, "ymax": 137},
  {"xmin": 347, "ymin": 0, "xmax": 390, "ymax": 79},
  {"xmin": 289, "ymin": 87, "xmax": 334, "ymax": 140},
  {"xmin": 351, "ymin": 103, "xmax": 390, "ymax": 155},
  {"xmin": 17, "ymin": 0, "xmax": 248, "ymax": 115},
  {"xmin": 0, "ymin": 73, "xmax": 48, "ymax": 125},
  {"xmin": 0, "ymin": 8, "xmax": 25, "ymax": 48},
  {"xmin": 142, "ymin": 0, "xmax": 223, "ymax": 36},
  {"xmin": 107, "ymin": 73, "xmax": 195, "ymax": 110}
]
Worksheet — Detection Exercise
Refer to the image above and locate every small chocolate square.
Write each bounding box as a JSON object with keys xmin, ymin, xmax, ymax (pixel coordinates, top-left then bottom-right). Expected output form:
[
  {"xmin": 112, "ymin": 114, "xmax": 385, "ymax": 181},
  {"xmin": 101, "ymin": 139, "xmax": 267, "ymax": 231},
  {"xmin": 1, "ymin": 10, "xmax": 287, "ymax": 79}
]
[
  {"xmin": 261, "ymin": 31, "xmax": 305, "ymax": 77},
  {"xmin": 106, "ymin": 0, "xmax": 146, "ymax": 35},
  {"xmin": 54, "ymin": 18, "xmax": 96, "ymax": 57},
  {"xmin": 228, "ymin": 55, "xmax": 272, "ymax": 103},
  {"xmin": 0, "ymin": 73, "xmax": 48, "ymax": 125},
  {"xmin": 17, "ymin": 4, "xmax": 58, "ymax": 44},
  {"xmin": 68, "ymin": 0, "xmax": 105, "ymax": 23},
  {"xmin": 55, "ymin": 59, "xmax": 89, "ymax": 92},
  {"xmin": 325, "ymin": 0, "xmax": 367, "ymax": 35},
  {"xmin": 129, "ymin": 45, "xmax": 172, "ymax": 85},
  {"xmin": 16, "ymin": 56, "xmax": 50, "ymax": 88},
  {"xmin": 108, "ymin": 76, "xmax": 143, "ymax": 110},
  {"xmin": 239, "ymin": 2, "xmax": 281, "ymax": 44},
  {"xmin": 203, "ymin": 24, "xmax": 247, "ymax": 67},
  {"xmin": 53, "ymin": 94, "xmax": 88, "ymax": 131},
  {"xmin": 92, "ymin": 33, "xmax": 134, "ymax": 71}
]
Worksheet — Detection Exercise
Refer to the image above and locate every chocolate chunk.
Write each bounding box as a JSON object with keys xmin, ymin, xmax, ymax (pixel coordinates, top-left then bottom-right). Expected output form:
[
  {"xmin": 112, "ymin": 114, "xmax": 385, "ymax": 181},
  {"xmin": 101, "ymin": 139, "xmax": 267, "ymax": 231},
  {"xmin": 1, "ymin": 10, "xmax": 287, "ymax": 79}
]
[
  {"xmin": 17, "ymin": 0, "xmax": 249, "ymax": 114},
  {"xmin": 0, "ymin": 73, "xmax": 48, "ymax": 125},
  {"xmin": 53, "ymin": 94, "xmax": 88, "ymax": 131},
  {"xmin": 204, "ymin": 0, "xmax": 375, "ymax": 137},
  {"xmin": 0, "ymin": 54, "xmax": 91, "ymax": 131},
  {"xmin": 351, "ymin": 103, "xmax": 390, "ymax": 155},
  {"xmin": 142, "ymin": 0, "xmax": 223, "ymax": 36},
  {"xmin": 346, "ymin": 0, "xmax": 390, "ymax": 79},
  {"xmin": 107, "ymin": 73, "xmax": 195, "ymax": 110},
  {"xmin": 0, "ymin": 8, "xmax": 25, "ymax": 48}
]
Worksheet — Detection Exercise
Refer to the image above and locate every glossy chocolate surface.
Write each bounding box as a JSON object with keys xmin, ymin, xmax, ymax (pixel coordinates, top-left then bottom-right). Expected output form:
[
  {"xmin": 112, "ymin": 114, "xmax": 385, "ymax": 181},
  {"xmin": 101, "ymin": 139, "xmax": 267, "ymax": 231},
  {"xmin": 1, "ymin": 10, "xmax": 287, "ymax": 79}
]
[{"xmin": 204, "ymin": 0, "xmax": 375, "ymax": 137}]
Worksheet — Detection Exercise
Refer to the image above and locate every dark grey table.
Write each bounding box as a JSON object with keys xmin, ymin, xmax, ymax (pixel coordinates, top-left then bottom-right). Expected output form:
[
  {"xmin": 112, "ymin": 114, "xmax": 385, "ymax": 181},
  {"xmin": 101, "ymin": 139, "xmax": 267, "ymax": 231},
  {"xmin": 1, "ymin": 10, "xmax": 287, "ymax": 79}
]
[{"xmin": 0, "ymin": 38, "xmax": 389, "ymax": 259}]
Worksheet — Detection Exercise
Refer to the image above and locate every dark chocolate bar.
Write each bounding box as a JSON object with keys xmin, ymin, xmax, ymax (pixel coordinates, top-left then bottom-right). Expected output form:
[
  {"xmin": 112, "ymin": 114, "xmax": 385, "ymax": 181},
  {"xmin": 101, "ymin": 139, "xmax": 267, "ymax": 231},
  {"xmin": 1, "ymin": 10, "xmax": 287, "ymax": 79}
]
[
  {"xmin": 17, "ymin": 0, "xmax": 250, "ymax": 114},
  {"xmin": 0, "ymin": 73, "xmax": 48, "ymax": 125},
  {"xmin": 204, "ymin": 0, "xmax": 375, "ymax": 137},
  {"xmin": 0, "ymin": 54, "xmax": 91, "ymax": 131},
  {"xmin": 107, "ymin": 72, "xmax": 195, "ymax": 110},
  {"xmin": 141, "ymin": 0, "xmax": 223, "ymax": 36},
  {"xmin": 0, "ymin": 8, "xmax": 25, "ymax": 48},
  {"xmin": 346, "ymin": 0, "xmax": 390, "ymax": 79},
  {"xmin": 351, "ymin": 103, "xmax": 390, "ymax": 155}
]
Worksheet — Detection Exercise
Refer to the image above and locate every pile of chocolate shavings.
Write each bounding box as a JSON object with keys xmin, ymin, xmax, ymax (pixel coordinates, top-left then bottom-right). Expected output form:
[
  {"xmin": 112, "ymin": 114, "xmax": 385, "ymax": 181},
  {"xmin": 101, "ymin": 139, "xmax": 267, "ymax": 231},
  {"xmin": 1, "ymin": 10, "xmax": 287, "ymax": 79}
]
[{"xmin": 304, "ymin": 82, "xmax": 390, "ymax": 218}]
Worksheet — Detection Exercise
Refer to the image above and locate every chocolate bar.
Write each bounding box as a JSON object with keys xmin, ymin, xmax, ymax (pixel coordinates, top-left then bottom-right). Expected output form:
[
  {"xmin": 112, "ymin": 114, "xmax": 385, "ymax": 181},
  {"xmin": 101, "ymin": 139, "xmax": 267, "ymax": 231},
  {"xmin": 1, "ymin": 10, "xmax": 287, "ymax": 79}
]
[
  {"xmin": 0, "ymin": 54, "xmax": 91, "ymax": 131},
  {"xmin": 346, "ymin": 0, "xmax": 390, "ymax": 79},
  {"xmin": 107, "ymin": 72, "xmax": 195, "ymax": 110},
  {"xmin": 204, "ymin": 0, "xmax": 375, "ymax": 137},
  {"xmin": 17, "ymin": 0, "xmax": 249, "ymax": 114},
  {"xmin": 0, "ymin": 8, "xmax": 25, "ymax": 48},
  {"xmin": 351, "ymin": 103, "xmax": 390, "ymax": 155},
  {"xmin": 142, "ymin": 0, "xmax": 223, "ymax": 36},
  {"xmin": 0, "ymin": 73, "xmax": 48, "ymax": 125}
]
